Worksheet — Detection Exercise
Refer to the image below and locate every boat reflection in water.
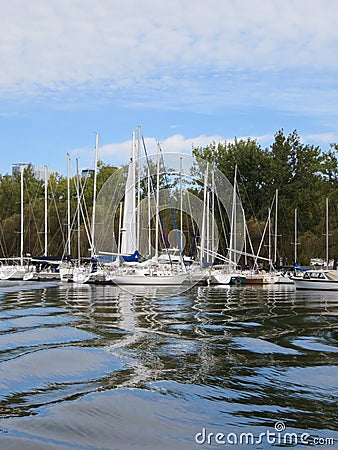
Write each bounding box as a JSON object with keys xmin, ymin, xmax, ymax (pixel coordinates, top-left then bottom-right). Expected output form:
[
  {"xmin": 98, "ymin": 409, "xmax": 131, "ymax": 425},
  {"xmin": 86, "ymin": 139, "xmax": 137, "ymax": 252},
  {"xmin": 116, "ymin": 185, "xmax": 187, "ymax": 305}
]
[{"xmin": 0, "ymin": 282, "xmax": 337, "ymax": 449}]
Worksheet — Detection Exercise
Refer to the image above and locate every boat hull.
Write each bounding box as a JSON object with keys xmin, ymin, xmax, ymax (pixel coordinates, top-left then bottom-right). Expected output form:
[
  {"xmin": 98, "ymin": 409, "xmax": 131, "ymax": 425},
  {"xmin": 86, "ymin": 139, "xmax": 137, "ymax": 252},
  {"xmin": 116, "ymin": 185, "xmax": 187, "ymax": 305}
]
[
  {"xmin": 292, "ymin": 278, "xmax": 338, "ymax": 290},
  {"xmin": 111, "ymin": 273, "xmax": 188, "ymax": 286},
  {"xmin": 0, "ymin": 266, "xmax": 32, "ymax": 280}
]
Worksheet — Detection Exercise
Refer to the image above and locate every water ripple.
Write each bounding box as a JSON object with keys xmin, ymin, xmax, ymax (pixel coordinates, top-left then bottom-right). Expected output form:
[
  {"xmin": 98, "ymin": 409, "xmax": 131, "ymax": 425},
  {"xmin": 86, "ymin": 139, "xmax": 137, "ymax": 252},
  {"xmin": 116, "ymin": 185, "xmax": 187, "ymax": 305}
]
[{"xmin": 0, "ymin": 283, "xmax": 337, "ymax": 448}]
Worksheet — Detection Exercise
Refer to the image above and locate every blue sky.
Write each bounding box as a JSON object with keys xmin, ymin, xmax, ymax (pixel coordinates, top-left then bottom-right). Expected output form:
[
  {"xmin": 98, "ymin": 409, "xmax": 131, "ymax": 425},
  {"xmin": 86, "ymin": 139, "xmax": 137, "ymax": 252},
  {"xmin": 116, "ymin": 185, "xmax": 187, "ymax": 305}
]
[{"xmin": 1, "ymin": 0, "xmax": 338, "ymax": 176}]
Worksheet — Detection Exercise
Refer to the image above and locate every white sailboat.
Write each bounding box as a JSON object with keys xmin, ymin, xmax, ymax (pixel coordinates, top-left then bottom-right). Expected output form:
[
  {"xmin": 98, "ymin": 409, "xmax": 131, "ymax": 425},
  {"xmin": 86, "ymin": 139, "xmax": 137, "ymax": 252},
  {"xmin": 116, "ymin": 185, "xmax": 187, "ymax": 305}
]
[
  {"xmin": 59, "ymin": 134, "xmax": 116, "ymax": 284},
  {"xmin": 0, "ymin": 165, "xmax": 34, "ymax": 280},
  {"xmin": 23, "ymin": 165, "xmax": 63, "ymax": 281},
  {"xmin": 111, "ymin": 139, "xmax": 189, "ymax": 286},
  {"xmin": 207, "ymin": 165, "xmax": 246, "ymax": 285},
  {"xmin": 71, "ymin": 134, "xmax": 111, "ymax": 284}
]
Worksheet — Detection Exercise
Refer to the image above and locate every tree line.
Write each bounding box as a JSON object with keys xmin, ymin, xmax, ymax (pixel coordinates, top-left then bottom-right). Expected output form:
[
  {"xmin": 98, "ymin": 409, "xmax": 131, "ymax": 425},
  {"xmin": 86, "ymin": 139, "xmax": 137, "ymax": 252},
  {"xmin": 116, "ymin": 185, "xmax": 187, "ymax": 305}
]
[
  {"xmin": 193, "ymin": 129, "xmax": 338, "ymax": 266},
  {"xmin": 0, "ymin": 162, "xmax": 117, "ymax": 259}
]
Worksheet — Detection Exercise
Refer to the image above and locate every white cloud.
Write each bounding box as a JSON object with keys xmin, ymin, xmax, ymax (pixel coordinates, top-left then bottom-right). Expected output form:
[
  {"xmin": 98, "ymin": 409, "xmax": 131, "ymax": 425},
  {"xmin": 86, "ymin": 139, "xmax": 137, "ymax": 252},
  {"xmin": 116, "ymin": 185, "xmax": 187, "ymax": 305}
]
[
  {"xmin": 1, "ymin": 0, "xmax": 338, "ymax": 100},
  {"xmin": 97, "ymin": 134, "xmax": 221, "ymax": 166},
  {"xmin": 84, "ymin": 132, "xmax": 279, "ymax": 168},
  {"xmin": 303, "ymin": 133, "xmax": 338, "ymax": 147}
]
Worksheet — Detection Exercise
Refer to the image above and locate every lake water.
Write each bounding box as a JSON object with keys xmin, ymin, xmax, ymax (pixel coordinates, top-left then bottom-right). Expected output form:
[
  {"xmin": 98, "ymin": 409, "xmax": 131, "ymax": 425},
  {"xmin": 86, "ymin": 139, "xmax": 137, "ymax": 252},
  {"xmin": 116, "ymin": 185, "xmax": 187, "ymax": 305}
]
[{"xmin": 0, "ymin": 281, "xmax": 337, "ymax": 449}]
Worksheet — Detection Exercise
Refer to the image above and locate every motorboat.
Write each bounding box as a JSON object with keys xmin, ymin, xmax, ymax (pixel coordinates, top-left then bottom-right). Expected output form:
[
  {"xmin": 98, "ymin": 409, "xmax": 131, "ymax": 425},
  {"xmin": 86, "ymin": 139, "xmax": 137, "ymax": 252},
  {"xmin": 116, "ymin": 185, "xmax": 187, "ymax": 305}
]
[{"xmin": 291, "ymin": 269, "xmax": 338, "ymax": 290}]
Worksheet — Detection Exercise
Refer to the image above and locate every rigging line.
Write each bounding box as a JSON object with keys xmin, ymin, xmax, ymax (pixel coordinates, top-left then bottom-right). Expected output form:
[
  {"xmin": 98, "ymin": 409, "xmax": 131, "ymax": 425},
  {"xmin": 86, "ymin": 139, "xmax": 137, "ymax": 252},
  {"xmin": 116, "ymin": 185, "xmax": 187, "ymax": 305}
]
[
  {"xmin": 75, "ymin": 176, "xmax": 95, "ymax": 257},
  {"xmin": 185, "ymin": 186, "xmax": 198, "ymax": 259},
  {"xmin": 0, "ymin": 222, "xmax": 7, "ymax": 257},
  {"xmin": 215, "ymin": 187, "xmax": 229, "ymax": 255},
  {"xmin": 60, "ymin": 174, "xmax": 83, "ymax": 261},
  {"xmin": 78, "ymin": 172, "xmax": 92, "ymax": 242},
  {"xmin": 49, "ymin": 180, "xmax": 66, "ymax": 254},
  {"xmin": 237, "ymin": 167, "xmax": 263, "ymax": 235},
  {"xmin": 141, "ymin": 136, "xmax": 171, "ymax": 265},
  {"xmin": 97, "ymin": 170, "xmax": 124, "ymax": 255},
  {"xmin": 158, "ymin": 144, "xmax": 186, "ymax": 269},
  {"xmin": 23, "ymin": 176, "xmax": 43, "ymax": 255}
]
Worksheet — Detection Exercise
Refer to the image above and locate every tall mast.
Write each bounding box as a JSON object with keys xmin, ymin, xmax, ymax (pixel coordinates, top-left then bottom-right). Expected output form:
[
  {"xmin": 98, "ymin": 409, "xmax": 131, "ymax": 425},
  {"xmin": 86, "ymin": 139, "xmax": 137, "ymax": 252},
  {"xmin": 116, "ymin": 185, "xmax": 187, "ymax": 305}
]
[
  {"xmin": 137, "ymin": 125, "xmax": 141, "ymax": 251},
  {"xmin": 326, "ymin": 197, "xmax": 329, "ymax": 269},
  {"xmin": 155, "ymin": 143, "xmax": 160, "ymax": 261},
  {"xmin": 200, "ymin": 162, "xmax": 209, "ymax": 266},
  {"xmin": 20, "ymin": 165, "xmax": 24, "ymax": 265},
  {"xmin": 148, "ymin": 165, "xmax": 151, "ymax": 258},
  {"xmin": 117, "ymin": 202, "xmax": 123, "ymax": 266},
  {"xmin": 44, "ymin": 165, "xmax": 48, "ymax": 256},
  {"xmin": 294, "ymin": 208, "xmax": 298, "ymax": 264},
  {"xmin": 229, "ymin": 165, "xmax": 237, "ymax": 265},
  {"xmin": 273, "ymin": 189, "xmax": 278, "ymax": 264},
  {"xmin": 180, "ymin": 157, "xmax": 183, "ymax": 249},
  {"xmin": 268, "ymin": 207, "xmax": 271, "ymax": 267},
  {"xmin": 206, "ymin": 189, "xmax": 210, "ymax": 263},
  {"xmin": 120, "ymin": 131, "xmax": 136, "ymax": 255},
  {"xmin": 76, "ymin": 158, "xmax": 81, "ymax": 264},
  {"xmin": 90, "ymin": 133, "xmax": 99, "ymax": 258},
  {"xmin": 67, "ymin": 153, "xmax": 71, "ymax": 257},
  {"xmin": 211, "ymin": 168, "xmax": 215, "ymax": 258}
]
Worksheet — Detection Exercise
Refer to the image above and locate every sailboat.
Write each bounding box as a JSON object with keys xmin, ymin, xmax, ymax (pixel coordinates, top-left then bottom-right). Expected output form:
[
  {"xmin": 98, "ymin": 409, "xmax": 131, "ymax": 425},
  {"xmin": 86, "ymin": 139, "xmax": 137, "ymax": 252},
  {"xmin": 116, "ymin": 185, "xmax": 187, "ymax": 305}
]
[
  {"xmin": 64, "ymin": 134, "xmax": 112, "ymax": 284},
  {"xmin": 0, "ymin": 165, "xmax": 34, "ymax": 280},
  {"xmin": 23, "ymin": 166, "xmax": 63, "ymax": 281},
  {"xmin": 110, "ymin": 138, "xmax": 189, "ymax": 286},
  {"xmin": 206, "ymin": 165, "xmax": 246, "ymax": 285}
]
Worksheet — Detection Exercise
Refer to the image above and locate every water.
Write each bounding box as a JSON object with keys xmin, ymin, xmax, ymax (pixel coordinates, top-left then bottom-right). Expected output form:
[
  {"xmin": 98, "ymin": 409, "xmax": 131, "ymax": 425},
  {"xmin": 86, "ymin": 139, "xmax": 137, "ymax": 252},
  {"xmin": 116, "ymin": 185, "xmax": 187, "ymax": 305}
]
[{"xmin": 0, "ymin": 281, "xmax": 337, "ymax": 449}]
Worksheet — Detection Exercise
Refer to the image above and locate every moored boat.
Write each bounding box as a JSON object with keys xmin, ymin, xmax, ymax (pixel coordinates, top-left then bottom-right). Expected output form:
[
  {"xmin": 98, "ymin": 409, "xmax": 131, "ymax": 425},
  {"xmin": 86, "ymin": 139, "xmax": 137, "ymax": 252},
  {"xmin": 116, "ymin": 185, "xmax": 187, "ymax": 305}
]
[{"xmin": 291, "ymin": 269, "xmax": 338, "ymax": 290}]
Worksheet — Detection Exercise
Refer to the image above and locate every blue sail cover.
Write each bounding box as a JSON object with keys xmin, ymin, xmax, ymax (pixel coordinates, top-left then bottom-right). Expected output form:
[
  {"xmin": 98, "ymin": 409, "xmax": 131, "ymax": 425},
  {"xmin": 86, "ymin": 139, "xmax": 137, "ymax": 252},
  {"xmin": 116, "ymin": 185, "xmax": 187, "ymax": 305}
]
[
  {"xmin": 98, "ymin": 251, "xmax": 139, "ymax": 263},
  {"xmin": 120, "ymin": 251, "xmax": 139, "ymax": 262}
]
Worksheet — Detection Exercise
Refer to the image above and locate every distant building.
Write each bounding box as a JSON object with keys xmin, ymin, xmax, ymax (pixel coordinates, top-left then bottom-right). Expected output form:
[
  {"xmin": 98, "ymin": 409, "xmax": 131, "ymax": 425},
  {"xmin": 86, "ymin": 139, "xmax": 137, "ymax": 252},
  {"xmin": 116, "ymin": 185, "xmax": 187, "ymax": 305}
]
[
  {"xmin": 81, "ymin": 169, "xmax": 94, "ymax": 178},
  {"xmin": 12, "ymin": 163, "xmax": 53, "ymax": 181}
]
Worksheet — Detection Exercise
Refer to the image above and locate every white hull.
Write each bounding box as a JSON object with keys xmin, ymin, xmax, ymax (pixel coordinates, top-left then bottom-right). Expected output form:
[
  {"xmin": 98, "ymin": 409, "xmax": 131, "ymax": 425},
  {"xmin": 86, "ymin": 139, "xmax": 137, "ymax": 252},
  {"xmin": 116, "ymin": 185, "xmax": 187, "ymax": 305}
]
[
  {"xmin": 72, "ymin": 268, "xmax": 91, "ymax": 284},
  {"xmin": 292, "ymin": 278, "xmax": 338, "ymax": 290},
  {"xmin": 0, "ymin": 266, "xmax": 32, "ymax": 280},
  {"xmin": 291, "ymin": 269, "xmax": 338, "ymax": 290},
  {"xmin": 59, "ymin": 266, "xmax": 73, "ymax": 282},
  {"xmin": 272, "ymin": 273, "xmax": 294, "ymax": 285},
  {"xmin": 23, "ymin": 271, "xmax": 60, "ymax": 281},
  {"xmin": 111, "ymin": 272, "xmax": 188, "ymax": 286},
  {"xmin": 209, "ymin": 272, "xmax": 235, "ymax": 285},
  {"xmin": 60, "ymin": 266, "xmax": 111, "ymax": 284}
]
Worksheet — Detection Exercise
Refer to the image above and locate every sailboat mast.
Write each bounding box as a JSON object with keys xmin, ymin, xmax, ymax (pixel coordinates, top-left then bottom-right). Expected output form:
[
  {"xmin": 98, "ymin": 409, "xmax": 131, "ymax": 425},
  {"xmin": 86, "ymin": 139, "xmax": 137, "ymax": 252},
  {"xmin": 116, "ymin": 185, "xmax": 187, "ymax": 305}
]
[
  {"xmin": 229, "ymin": 165, "xmax": 238, "ymax": 265},
  {"xmin": 90, "ymin": 133, "xmax": 99, "ymax": 258},
  {"xmin": 66, "ymin": 153, "xmax": 71, "ymax": 257},
  {"xmin": 148, "ymin": 166, "xmax": 151, "ymax": 258},
  {"xmin": 200, "ymin": 162, "xmax": 209, "ymax": 266},
  {"xmin": 206, "ymin": 190, "xmax": 210, "ymax": 263},
  {"xmin": 268, "ymin": 207, "xmax": 271, "ymax": 267},
  {"xmin": 117, "ymin": 202, "xmax": 123, "ymax": 266},
  {"xmin": 273, "ymin": 189, "xmax": 278, "ymax": 264},
  {"xmin": 120, "ymin": 131, "xmax": 136, "ymax": 256},
  {"xmin": 20, "ymin": 165, "xmax": 24, "ymax": 266},
  {"xmin": 294, "ymin": 208, "xmax": 298, "ymax": 264},
  {"xmin": 326, "ymin": 197, "xmax": 329, "ymax": 269},
  {"xmin": 44, "ymin": 165, "xmax": 48, "ymax": 257},
  {"xmin": 137, "ymin": 125, "xmax": 141, "ymax": 251},
  {"xmin": 180, "ymin": 157, "xmax": 183, "ymax": 249},
  {"xmin": 211, "ymin": 168, "xmax": 215, "ymax": 259},
  {"xmin": 155, "ymin": 143, "xmax": 160, "ymax": 261},
  {"xmin": 76, "ymin": 159, "xmax": 81, "ymax": 264}
]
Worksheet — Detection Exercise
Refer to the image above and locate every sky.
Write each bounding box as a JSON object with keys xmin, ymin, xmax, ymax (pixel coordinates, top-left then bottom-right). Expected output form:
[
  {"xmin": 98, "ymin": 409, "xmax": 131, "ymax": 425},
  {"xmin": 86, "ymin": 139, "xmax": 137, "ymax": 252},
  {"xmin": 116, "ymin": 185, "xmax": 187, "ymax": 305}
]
[{"xmin": 1, "ymin": 0, "xmax": 338, "ymax": 176}]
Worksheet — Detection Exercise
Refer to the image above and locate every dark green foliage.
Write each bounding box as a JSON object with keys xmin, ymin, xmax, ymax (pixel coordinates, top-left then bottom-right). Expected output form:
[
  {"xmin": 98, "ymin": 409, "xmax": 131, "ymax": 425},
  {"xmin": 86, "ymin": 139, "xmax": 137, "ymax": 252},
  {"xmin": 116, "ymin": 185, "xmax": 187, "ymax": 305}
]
[
  {"xmin": 1, "ymin": 131, "xmax": 338, "ymax": 265},
  {"xmin": 0, "ymin": 161, "xmax": 117, "ymax": 258},
  {"xmin": 193, "ymin": 129, "xmax": 338, "ymax": 265}
]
